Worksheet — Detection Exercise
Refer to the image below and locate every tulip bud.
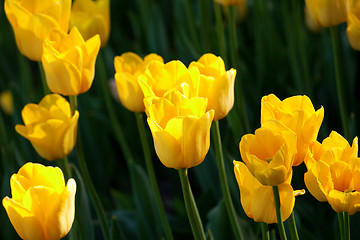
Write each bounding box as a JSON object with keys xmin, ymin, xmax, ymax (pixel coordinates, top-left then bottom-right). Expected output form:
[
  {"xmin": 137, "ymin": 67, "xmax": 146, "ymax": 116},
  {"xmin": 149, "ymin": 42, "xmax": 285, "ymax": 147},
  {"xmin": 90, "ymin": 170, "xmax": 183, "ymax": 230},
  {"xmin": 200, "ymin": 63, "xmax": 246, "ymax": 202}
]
[
  {"xmin": 42, "ymin": 27, "xmax": 101, "ymax": 96},
  {"xmin": 3, "ymin": 162, "xmax": 76, "ymax": 240},
  {"xmin": 189, "ymin": 53, "xmax": 236, "ymax": 121},
  {"xmin": 114, "ymin": 52, "xmax": 163, "ymax": 112},
  {"xmin": 4, "ymin": 0, "xmax": 71, "ymax": 61},
  {"xmin": 146, "ymin": 90, "xmax": 214, "ymax": 169},
  {"xmin": 71, "ymin": 0, "xmax": 110, "ymax": 47},
  {"xmin": 15, "ymin": 94, "xmax": 79, "ymax": 161}
]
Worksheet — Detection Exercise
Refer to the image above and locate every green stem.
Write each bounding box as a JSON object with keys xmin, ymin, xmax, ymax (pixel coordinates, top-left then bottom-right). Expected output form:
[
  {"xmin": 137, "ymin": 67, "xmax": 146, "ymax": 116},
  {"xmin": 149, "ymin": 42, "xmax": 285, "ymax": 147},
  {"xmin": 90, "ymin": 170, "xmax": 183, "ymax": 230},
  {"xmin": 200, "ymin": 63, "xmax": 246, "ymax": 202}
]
[
  {"xmin": 291, "ymin": 0, "xmax": 312, "ymax": 97},
  {"xmin": 338, "ymin": 212, "xmax": 345, "ymax": 240},
  {"xmin": 211, "ymin": 121, "xmax": 244, "ymax": 240},
  {"xmin": 261, "ymin": 222, "xmax": 270, "ymax": 240},
  {"xmin": 97, "ymin": 52, "xmax": 134, "ymax": 166},
  {"xmin": 344, "ymin": 212, "xmax": 350, "ymax": 240},
  {"xmin": 69, "ymin": 95, "xmax": 110, "ymax": 240},
  {"xmin": 178, "ymin": 168, "xmax": 206, "ymax": 240},
  {"xmin": 59, "ymin": 156, "xmax": 71, "ymax": 180},
  {"xmin": 183, "ymin": 0, "xmax": 201, "ymax": 52},
  {"xmin": 288, "ymin": 211, "xmax": 299, "ymax": 240},
  {"xmin": 227, "ymin": 6, "xmax": 249, "ymax": 133},
  {"xmin": 283, "ymin": 0, "xmax": 303, "ymax": 93},
  {"xmin": 199, "ymin": 0, "xmax": 210, "ymax": 52},
  {"xmin": 228, "ymin": 6, "xmax": 238, "ymax": 67},
  {"xmin": 272, "ymin": 186, "xmax": 287, "ymax": 240},
  {"xmin": 330, "ymin": 27, "xmax": 349, "ymax": 140},
  {"xmin": 38, "ymin": 62, "xmax": 51, "ymax": 95},
  {"xmin": 214, "ymin": 2, "xmax": 228, "ymax": 66},
  {"xmin": 135, "ymin": 112, "xmax": 174, "ymax": 240}
]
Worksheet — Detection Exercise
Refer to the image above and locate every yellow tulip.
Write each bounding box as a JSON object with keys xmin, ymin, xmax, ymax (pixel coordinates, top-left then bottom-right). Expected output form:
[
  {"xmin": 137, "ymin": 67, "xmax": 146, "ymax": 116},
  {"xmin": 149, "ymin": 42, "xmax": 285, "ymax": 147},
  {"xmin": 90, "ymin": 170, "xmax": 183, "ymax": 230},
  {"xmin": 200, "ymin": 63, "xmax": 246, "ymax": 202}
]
[
  {"xmin": 3, "ymin": 162, "xmax": 76, "ymax": 240},
  {"xmin": 70, "ymin": 0, "xmax": 110, "ymax": 47},
  {"xmin": 305, "ymin": 131, "xmax": 360, "ymax": 215},
  {"xmin": 261, "ymin": 94, "xmax": 324, "ymax": 166},
  {"xmin": 233, "ymin": 160, "xmax": 297, "ymax": 223},
  {"xmin": 214, "ymin": 0, "xmax": 245, "ymax": 6},
  {"xmin": 305, "ymin": 0, "xmax": 350, "ymax": 27},
  {"xmin": 0, "ymin": 90, "xmax": 14, "ymax": 116},
  {"xmin": 305, "ymin": 6, "xmax": 323, "ymax": 33},
  {"xmin": 4, "ymin": 0, "xmax": 71, "ymax": 61},
  {"xmin": 146, "ymin": 90, "xmax": 214, "ymax": 169},
  {"xmin": 239, "ymin": 121, "xmax": 297, "ymax": 186},
  {"xmin": 42, "ymin": 27, "xmax": 101, "ymax": 96},
  {"xmin": 114, "ymin": 52, "xmax": 164, "ymax": 112},
  {"xmin": 347, "ymin": 0, "xmax": 360, "ymax": 50},
  {"xmin": 189, "ymin": 53, "xmax": 236, "ymax": 121},
  {"xmin": 15, "ymin": 94, "xmax": 79, "ymax": 161},
  {"xmin": 138, "ymin": 60, "xmax": 200, "ymax": 108}
]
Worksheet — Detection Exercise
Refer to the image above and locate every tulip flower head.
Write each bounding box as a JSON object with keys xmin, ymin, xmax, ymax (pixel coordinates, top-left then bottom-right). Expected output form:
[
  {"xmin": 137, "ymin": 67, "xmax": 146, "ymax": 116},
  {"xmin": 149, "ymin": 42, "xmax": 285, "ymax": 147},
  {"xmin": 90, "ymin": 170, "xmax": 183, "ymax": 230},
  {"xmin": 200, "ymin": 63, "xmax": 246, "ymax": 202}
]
[
  {"xmin": 138, "ymin": 60, "xmax": 200, "ymax": 108},
  {"xmin": 146, "ymin": 90, "xmax": 214, "ymax": 169},
  {"xmin": 189, "ymin": 53, "xmax": 236, "ymax": 121},
  {"xmin": 42, "ymin": 27, "xmax": 101, "ymax": 96},
  {"xmin": 15, "ymin": 94, "xmax": 79, "ymax": 161},
  {"xmin": 261, "ymin": 94, "xmax": 324, "ymax": 166},
  {"xmin": 0, "ymin": 90, "xmax": 14, "ymax": 116},
  {"xmin": 214, "ymin": 0, "xmax": 245, "ymax": 6},
  {"xmin": 114, "ymin": 52, "xmax": 164, "ymax": 112},
  {"xmin": 3, "ymin": 162, "xmax": 76, "ymax": 240},
  {"xmin": 305, "ymin": 0, "xmax": 350, "ymax": 27},
  {"xmin": 70, "ymin": 0, "xmax": 110, "ymax": 47},
  {"xmin": 233, "ymin": 160, "xmax": 297, "ymax": 223},
  {"xmin": 305, "ymin": 131, "xmax": 360, "ymax": 215},
  {"xmin": 4, "ymin": 0, "xmax": 71, "ymax": 61},
  {"xmin": 347, "ymin": 0, "xmax": 360, "ymax": 50},
  {"xmin": 239, "ymin": 121, "xmax": 297, "ymax": 186}
]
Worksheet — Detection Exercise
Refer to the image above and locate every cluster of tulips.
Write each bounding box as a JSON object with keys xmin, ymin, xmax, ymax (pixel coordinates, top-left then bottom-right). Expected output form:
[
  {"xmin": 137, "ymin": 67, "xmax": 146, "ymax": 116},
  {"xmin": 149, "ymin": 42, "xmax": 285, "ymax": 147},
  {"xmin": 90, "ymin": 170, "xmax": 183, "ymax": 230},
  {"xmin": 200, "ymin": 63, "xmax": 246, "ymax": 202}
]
[{"xmin": 2, "ymin": 0, "xmax": 360, "ymax": 239}]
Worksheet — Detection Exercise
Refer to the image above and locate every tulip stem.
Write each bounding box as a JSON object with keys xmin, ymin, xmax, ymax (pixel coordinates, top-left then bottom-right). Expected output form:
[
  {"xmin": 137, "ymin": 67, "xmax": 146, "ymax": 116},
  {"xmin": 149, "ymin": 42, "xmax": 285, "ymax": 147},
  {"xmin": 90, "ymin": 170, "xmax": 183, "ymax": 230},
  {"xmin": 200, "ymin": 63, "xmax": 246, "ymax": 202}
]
[
  {"xmin": 178, "ymin": 168, "xmax": 206, "ymax": 240},
  {"xmin": 38, "ymin": 62, "xmax": 51, "ymax": 95},
  {"xmin": 59, "ymin": 156, "xmax": 71, "ymax": 180},
  {"xmin": 343, "ymin": 212, "xmax": 350, "ymax": 240},
  {"xmin": 330, "ymin": 26, "xmax": 349, "ymax": 140},
  {"xmin": 261, "ymin": 222, "xmax": 270, "ymax": 240},
  {"xmin": 227, "ymin": 6, "xmax": 250, "ymax": 133},
  {"xmin": 214, "ymin": 2, "xmax": 228, "ymax": 66},
  {"xmin": 135, "ymin": 112, "xmax": 174, "ymax": 240},
  {"xmin": 183, "ymin": 0, "xmax": 201, "ymax": 53},
  {"xmin": 211, "ymin": 121, "xmax": 244, "ymax": 240},
  {"xmin": 288, "ymin": 211, "xmax": 299, "ymax": 240},
  {"xmin": 69, "ymin": 95, "xmax": 110, "ymax": 240},
  {"xmin": 338, "ymin": 212, "xmax": 345, "ymax": 240},
  {"xmin": 272, "ymin": 186, "xmax": 287, "ymax": 240},
  {"xmin": 97, "ymin": 53, "xmax": 134, "ymax": 166}
]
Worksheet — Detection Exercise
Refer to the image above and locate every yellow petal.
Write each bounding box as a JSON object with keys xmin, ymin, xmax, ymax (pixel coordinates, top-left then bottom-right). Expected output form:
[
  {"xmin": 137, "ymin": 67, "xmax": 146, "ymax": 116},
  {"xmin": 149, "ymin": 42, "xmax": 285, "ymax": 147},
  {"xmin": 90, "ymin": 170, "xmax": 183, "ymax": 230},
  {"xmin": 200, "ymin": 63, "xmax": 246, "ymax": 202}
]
[{"xmin": 3, "ymin": 197, "xmax": 44, "ymax": 240}]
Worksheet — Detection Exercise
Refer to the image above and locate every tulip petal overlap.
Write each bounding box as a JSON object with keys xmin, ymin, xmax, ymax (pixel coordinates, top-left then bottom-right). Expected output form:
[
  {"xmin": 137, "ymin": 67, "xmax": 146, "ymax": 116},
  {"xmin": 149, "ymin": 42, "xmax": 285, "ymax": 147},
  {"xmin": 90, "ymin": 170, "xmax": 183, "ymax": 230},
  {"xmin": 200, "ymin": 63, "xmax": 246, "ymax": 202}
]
[{"xmin": 3, "ymin": 162, "xmax": 76, "ymax": 240}]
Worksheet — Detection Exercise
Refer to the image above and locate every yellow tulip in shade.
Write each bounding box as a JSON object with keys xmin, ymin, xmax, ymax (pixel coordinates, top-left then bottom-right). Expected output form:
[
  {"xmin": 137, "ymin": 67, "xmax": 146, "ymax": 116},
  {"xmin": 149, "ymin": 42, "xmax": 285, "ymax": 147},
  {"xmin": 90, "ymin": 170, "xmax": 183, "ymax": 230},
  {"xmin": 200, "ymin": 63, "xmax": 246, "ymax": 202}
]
[
  {"xmin": 4, "ymin": 0, "xmax": 71, "ymax": 61},
  {"xmin": 70, "ymin": 0, "xmax": 110, "ymax": 47},
  {"xmin": 138, "ymin": 60, "xmax": 200, "ymax": 107},
  {"xmin": 233, "ymin": 161, "xmax": 297, "ymax": 223},
  {"xmin": 3, "ymin": 162, "xmax": 76, "ymax": 240},
  {"xmin": 239, "ymin": 121, "xmax": 297, "ymax": 186},
  {"xmin": 42, "ymin": 27, "xmax": 101, "ymax": 96},
  {"xmin": 189, "ymin": 53, "xmax": 236, "ymax": 121},
  {"xmin": 261, "ymin": 94, "xmax": 324, "ymax": 166},
  {"xmin": 15, "ymin": 94, "xmax": 79, "ymax": 161},
  {"xmin": 114, "ymin": 52, "xmax": 164, "ymax": 112},
  {"xmin": 0, "ymin": 90, "xmax": 14, "ymax": 116},
  {"xmin": 305, "ymin": 0, "xmax": 350, "ymax": 27},
  {"xmin": 214, "ymin": 0, "xmax": 245, "ymax": 6},
  {"xmin": 305, "ymin": 131, "xmax": 360, "ymax": 215},
  {"xmin": 146, "ymin": 90, "xmax": 214, "ymax": 169},
  {"xmin": 347, "ymin": 0, "xmax": 360, "ymax": 50}
]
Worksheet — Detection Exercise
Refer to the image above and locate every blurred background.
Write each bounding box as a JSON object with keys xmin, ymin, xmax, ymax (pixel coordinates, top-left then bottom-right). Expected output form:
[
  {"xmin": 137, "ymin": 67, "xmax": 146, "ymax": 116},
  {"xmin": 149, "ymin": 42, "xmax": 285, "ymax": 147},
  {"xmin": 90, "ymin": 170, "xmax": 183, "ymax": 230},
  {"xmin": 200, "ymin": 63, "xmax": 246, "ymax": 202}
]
[{"xmin": 1, "ymin": 0, "xmax": 360, "ymax": 239}]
